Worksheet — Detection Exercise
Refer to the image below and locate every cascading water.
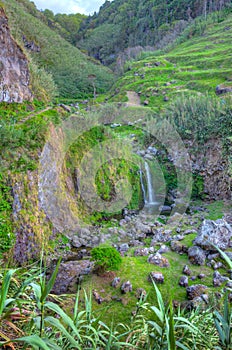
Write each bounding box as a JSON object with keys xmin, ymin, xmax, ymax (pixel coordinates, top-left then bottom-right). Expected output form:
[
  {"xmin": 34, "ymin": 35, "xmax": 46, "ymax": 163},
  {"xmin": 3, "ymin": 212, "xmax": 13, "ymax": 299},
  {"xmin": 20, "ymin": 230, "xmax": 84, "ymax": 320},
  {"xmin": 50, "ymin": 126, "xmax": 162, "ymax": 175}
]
[
  {"xmin": 140, "ymin": 161, "xmax": 160, "ymax": 215},
  {"xmin": 144, "ymin": 161, "xmax": 156, "ymax": 204}
]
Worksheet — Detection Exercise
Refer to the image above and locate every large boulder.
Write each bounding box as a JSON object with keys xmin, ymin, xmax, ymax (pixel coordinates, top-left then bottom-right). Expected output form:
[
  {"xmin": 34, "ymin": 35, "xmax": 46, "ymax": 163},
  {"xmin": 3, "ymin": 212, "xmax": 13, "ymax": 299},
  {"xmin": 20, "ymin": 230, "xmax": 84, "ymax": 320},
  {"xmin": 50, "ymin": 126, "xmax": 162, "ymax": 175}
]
[{"xmin": 194, "ymin": 219, "xmax": 232, "ymax": 251}]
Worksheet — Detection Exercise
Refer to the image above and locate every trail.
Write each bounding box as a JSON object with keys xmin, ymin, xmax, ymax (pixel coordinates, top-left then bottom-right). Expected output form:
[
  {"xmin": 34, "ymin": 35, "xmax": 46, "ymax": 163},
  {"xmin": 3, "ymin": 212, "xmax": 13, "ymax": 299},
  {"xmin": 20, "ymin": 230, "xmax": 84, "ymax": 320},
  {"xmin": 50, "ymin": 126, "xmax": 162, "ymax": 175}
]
[
  {"xmin": 18, "ymin": 106, "xmax": 52, "ymax": 124},
  {"xmin": 126, "ymin": 91, "xmax": 141, "ymax": 107}
]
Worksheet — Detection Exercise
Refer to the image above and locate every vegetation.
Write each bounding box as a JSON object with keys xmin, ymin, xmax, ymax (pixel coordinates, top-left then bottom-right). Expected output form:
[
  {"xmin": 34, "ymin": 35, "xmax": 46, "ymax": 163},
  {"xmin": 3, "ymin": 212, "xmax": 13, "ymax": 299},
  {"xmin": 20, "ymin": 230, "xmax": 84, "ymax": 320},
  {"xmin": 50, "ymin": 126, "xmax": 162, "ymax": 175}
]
[
  {"xmin": 2, "ymin": 0, "xmax": 114, "ymax": 99},
  {"xmin": 91, "ymin": 245, "xmax": 122, "ymax": 272},
  {"xmin": 78, "ymin": 0, "xmax": 232, "ymax": 66}
]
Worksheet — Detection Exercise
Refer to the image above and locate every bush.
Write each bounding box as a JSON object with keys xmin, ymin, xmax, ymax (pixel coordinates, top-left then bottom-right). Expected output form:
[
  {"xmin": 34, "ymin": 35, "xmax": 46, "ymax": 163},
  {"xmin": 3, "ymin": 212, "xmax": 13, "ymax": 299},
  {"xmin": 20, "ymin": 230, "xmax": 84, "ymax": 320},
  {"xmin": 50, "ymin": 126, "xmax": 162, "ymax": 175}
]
[{"xmin": 91, "ymin": 245, "xmax": 122, "ymax": 272}]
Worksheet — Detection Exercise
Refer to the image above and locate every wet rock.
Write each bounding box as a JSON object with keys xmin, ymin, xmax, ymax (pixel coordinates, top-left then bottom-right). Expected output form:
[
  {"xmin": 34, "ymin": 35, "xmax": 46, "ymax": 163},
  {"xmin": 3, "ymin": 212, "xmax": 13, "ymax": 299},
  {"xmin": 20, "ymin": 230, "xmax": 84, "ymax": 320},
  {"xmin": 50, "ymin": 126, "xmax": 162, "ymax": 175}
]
[
  {"xmin": 149, "ymin": 272, "xmax": 164, "ymax": 284},
  {"xmin": 186, "ymin": 284, "xmax": 208, "ymax": 300},
  {"xmin": 121, "ymin": 281, "xmax": 132, "ymax": 293},
  {"xmin": 136, "ymin": 288, "xmax": 147, "ymax": 300},
  {"xmin": 160, "ymin": 205, "xmax": 172, "ymax": 214},
  {"xmin": 188, "ymin": 246, "xmax": 206, "ymax": 265},
  {"xmin": 147, "ymin": 253, "xmax": 170, "ymax": 267},
  {"xmin": 183, "ymin": 265, "xmax": 192, "ymax": 276},
  {"xmin": 194, "ymin": 219, "xmax": 232, "ymax": 251},
  {"xmin": 112, "ymin": 277, "xmax": 121, "ymax": 288},
  {"xmin": 179, "ymin": 276, "xmax": 189, "ymax": 287}
]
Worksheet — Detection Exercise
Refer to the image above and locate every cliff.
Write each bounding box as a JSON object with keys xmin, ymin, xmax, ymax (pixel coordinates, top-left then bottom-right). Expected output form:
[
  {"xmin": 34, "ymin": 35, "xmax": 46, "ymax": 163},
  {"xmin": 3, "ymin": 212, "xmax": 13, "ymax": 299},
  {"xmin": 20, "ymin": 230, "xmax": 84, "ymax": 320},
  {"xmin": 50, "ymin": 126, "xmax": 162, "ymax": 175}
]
[{"xmin": 0, "ymin": 7, "xmax": 32, "ymax": 102}]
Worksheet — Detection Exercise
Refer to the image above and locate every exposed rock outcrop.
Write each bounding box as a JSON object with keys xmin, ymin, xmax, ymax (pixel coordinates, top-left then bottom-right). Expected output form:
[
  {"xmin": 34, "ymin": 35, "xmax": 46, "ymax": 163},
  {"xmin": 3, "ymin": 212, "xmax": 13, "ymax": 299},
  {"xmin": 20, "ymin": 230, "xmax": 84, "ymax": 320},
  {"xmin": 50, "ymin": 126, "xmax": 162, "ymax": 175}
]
[{"xmin": 0, "ymin": 8, "xmax": 32, "ymax": 102}]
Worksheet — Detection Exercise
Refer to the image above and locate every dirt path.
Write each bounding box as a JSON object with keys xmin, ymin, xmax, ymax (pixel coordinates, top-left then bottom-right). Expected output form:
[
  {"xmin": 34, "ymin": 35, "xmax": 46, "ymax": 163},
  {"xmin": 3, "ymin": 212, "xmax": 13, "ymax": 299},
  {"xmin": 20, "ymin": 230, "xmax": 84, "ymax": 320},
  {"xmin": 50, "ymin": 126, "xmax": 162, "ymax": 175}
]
[
  {"xmin": 126, "ymin": 91, "xmax": 141, "ymax": 107},
  {"xmin": 18, "ymin": 106, "xmax": 52, "ymax": 124}
]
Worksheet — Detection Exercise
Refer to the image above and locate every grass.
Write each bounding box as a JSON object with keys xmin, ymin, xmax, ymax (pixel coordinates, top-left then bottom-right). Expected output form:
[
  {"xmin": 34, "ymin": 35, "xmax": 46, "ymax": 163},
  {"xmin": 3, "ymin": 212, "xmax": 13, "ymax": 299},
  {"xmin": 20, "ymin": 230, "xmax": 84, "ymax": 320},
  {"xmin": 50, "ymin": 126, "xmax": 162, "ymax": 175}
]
[
  {"xmin": 109, "ymin": 12, "xmax": 232, "ymax": 111},
  {"xmin": 80, "ymin": 248, "xmax": 220, "ymax": 325}
]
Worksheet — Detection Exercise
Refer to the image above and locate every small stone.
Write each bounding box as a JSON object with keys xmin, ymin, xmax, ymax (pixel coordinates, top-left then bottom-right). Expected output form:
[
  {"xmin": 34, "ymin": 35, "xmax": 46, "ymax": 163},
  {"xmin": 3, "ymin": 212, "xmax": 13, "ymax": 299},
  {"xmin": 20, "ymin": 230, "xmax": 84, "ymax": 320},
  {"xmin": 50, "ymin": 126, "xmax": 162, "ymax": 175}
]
[
  {"xmin": 136, "ymin": 288, "xmax": 147, "ymax": 300},
  {"xmin": 121, "ymin": 281, "xmax": 132, "ymax": 294},
  {"xmin": 198, "ymin": 274, "xmax": 206, "ymax": 280},
  {"xmin": 183, "ymin": 265, "xmax": 191, "ymax": 276},
  {"xmin": 147, "ymin": 253, "xmax": 170, "ymax": 267},
  {"xmin": 112, "ymin": 277, "xmax": 121, "ymax": 288},
  {"xmin": 213, "ymin": 262, "xmax": 223, "ymax": 270},
  {"xmin": 149, "ymin": 272, "xmax": 164, "ymax": 284},
  {"xmin": 179, "ymin": 276, "xmax": 189, "ymax": 287},
  {"xmin": 186, "ymin": 284, "xmax": 208, "ymax": 300}
]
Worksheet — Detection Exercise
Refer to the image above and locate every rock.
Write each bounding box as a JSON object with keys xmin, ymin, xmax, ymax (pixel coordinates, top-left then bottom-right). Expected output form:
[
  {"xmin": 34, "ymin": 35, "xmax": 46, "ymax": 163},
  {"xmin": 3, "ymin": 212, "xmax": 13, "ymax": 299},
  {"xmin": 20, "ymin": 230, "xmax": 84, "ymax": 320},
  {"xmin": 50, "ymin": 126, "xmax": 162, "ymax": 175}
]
[
  {"xmin": 134, "ymin": 247, "xmax": 154, "ymax": 256},
  {"xmin": 144, "ymin": 100, "xmax": 149, "ymax": 106},
  {"xmin": 112, "ymin": 277, "xmax": 121, "ymax": 288},
  {"xmin": 0, "ymin": 8, "xmax": 32, "ymax": 102},
  {"xmin": 171, "ymin": 240, "xmax": 188, "ymax": 254},
  {"xmin": 226, "ymin": 281, "xmax": 232, "ymax": 288},
  {"xmin": 136, "ymin": 288, "xmax": 147, "ymax": 300},
  {"xmin": 157, "ymin": 245, "xmax": 170, "ymax": 254},
  {"xmin": 50, "ymin": 260, "xmax": 94, "ymax": 294},
  {"xmin": 147, "ymin": 253, "xmax": 170, "ymax": 267},
  {"xmin": 186, "ymin": 284, "xmax": 208, "ymax": 300},
  {"xmin": 93, "ymin": 290, "xmax": 103, "ymax": 304},
  {"xmin": 213, "ymin": 261, "xmax": 223, "ymax": 270},
  {"xmin": 59, "ymin": 104, "xmax": 71, "ymax": 113},
  {"xmin": 198, "ymin": 274, "xmax": 206, "ymax": 280},
  {"xmin": 118, "ymin": 243, "xmax": 129, "ymax": 255},
  {"xmin": 147, "ymin": 146, "xmax": 158, "ymax": 155},
  {"xmin": 213, "ymin": 271, "xmax": 229, "ymax": 287},
  {"xmin": 216, "ymin": 84, "xmax": 232, "ymax": 95},
  {"xmin": 207, "ymin": 253, "xmax": 219, "ymax": 261},
  {"xmin": 179, "ymin": 276, "xmax": 189, "ymax": 287},
  {"xmin": 160, "ymin": 205, "xmax": 172, "ymax": 214},
  {"xmin": 149, "ymin": 272, "xmax": 164, "ymax": 284},
  {"xmin": 183, "ymin": 265, "xmax": 192, "ymax": 276},
  {"xmin": 135, "ymin": 221, "xmax": 152, "ymax": 235},
  {"xmin": 163, "ymin": 96, "xmax": 169, "ymax": 102},
  {"xmin": 121, "ymin": 281, "xmax": 132, "ymax": 293},
  {"xmin": 194, "ymin": 219, "xmax": 232, "ymax": 251},
  {"xmin": 188, "ymin": 246, "xmax": 206, "ymax": 265}
]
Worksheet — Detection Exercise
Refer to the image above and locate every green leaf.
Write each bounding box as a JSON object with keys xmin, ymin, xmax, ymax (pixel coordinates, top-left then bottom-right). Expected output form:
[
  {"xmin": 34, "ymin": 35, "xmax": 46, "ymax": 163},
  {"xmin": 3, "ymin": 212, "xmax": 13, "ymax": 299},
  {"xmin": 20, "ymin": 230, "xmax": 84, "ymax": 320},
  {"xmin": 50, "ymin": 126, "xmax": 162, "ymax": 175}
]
[
  {"xmin": 12, "ymin": 335, "xmax": 52, "ymax": 350},
  {"xmin": 41, "ymin": 258, "xmax": 61, "ymax": 301},
  {"xmin": 0, "ymin": 269, "xmax": 17, "ymax": 315}
]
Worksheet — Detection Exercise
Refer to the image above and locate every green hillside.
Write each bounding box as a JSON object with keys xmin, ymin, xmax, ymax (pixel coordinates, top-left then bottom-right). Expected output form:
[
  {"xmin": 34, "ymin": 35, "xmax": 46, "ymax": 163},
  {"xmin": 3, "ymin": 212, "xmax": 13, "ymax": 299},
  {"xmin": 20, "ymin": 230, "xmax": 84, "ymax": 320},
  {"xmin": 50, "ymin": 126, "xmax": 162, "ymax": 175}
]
[
  {"xmin": 78, "ymin": 0, "xmax": 232, "ymax": 66},
  {"xmin": 2, "ymin": 0, "xmax": 114, "ymax": 99},
  {"xmin": 109, "ymin": 11, "xmax": 232, "ymax": 111}
]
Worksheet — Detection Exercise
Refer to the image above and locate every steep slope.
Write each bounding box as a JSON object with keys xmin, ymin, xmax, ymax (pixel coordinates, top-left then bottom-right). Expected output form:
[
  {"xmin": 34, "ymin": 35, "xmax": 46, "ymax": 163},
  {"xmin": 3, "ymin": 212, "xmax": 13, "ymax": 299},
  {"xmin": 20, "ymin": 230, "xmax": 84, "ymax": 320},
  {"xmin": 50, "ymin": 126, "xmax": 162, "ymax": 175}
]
[
  {"xmin": 0, "ymin": 7, "xmax": 32, "ymax": 102},
  {"xmin": 2, "ymin": 0, "xmax": 114, "ymax": 99},
  {"xmin": 78, "ymin": 0, "xmax": 232, "ymax": 66}
]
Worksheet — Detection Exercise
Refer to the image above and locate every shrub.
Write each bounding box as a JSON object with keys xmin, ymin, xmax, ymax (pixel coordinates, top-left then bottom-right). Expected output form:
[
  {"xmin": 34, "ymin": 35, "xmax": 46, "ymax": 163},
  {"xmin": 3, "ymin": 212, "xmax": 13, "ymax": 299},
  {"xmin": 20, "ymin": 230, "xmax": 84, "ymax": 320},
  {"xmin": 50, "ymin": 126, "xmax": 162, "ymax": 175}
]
[{"xmin": 91, "ymin": 245, "xmax": 122, "ymax": 272}]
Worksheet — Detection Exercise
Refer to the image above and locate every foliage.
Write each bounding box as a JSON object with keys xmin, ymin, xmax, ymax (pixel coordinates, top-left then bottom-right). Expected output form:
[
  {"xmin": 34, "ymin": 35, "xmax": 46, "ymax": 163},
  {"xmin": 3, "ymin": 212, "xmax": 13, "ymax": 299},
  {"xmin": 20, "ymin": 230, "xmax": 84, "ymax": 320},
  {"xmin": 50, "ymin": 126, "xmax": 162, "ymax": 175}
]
[
  {"xmin": 3, "ymin": 0, "xmax": 114, "ymax": 99},
  {"xmin": 213, "ymin": 294, "xmax": 232, "ymax": 350},
  {"xmin": 78, "ymin": 0, "xmax": 232, "ymax": 66},
  {"xmin": 0, "ymin": 174, "xmax": 14, "ymax": 255},
  {"xmin": 91, "ymin": 245, "xmax": 122, "ymax": 272}
]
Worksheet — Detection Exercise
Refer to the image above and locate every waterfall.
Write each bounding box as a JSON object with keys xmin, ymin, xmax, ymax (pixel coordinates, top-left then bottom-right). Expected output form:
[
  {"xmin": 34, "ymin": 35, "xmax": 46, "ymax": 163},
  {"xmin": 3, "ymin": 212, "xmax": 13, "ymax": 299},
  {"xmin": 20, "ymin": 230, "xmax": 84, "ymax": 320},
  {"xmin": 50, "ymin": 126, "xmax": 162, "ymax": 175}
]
[
  {"xmin": 140, "ymin": 161, "xmax": 157, "ymax": 205},
  {"xmin": 144, "ymin": 161, "xmax": 156, "ymax": 204}
]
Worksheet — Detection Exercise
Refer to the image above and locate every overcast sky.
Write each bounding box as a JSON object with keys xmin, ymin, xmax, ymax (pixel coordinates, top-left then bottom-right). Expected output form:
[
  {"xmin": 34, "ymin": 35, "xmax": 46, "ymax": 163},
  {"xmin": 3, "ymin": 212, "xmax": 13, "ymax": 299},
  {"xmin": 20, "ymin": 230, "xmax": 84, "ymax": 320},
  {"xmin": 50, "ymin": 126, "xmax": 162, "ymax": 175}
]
[{"xmin": 33, "ymin": 0, "xmax": 108, "ymax": 15}]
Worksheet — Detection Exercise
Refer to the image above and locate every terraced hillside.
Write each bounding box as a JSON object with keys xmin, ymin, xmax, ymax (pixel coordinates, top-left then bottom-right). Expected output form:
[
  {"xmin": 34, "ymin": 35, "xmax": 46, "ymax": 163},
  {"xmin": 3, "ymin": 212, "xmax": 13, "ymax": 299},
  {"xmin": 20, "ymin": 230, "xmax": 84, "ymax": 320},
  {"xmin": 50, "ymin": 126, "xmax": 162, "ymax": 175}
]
[{"xmin": 110, "ymin": 12, "xmax": 232, "ymax": 110}]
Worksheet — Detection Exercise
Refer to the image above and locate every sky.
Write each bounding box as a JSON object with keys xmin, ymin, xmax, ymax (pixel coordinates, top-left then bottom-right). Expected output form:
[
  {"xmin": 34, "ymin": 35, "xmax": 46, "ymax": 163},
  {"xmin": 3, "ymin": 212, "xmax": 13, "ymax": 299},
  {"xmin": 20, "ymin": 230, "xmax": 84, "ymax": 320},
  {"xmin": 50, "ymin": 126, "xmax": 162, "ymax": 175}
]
[{"xmin": 33, "ymin": 0, "xmax": 108, "ymax": 15}]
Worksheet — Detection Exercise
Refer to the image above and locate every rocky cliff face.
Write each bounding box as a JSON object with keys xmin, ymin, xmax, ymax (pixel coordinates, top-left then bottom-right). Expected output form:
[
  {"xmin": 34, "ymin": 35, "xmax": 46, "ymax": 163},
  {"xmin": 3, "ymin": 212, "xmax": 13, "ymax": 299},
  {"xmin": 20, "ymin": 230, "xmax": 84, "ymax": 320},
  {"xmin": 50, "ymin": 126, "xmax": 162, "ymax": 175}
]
[{"xmin": 0, "ymin": 7, "xmax": 32, "ymax": 103}]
